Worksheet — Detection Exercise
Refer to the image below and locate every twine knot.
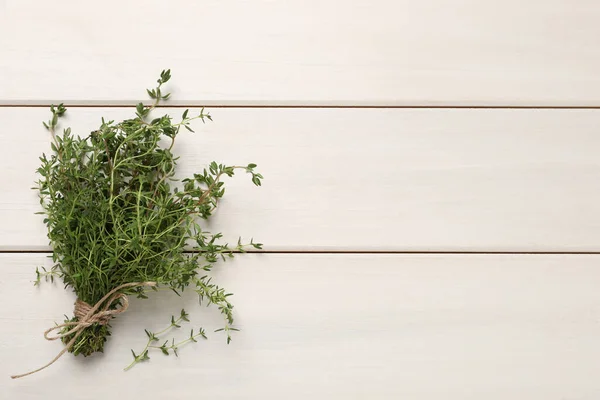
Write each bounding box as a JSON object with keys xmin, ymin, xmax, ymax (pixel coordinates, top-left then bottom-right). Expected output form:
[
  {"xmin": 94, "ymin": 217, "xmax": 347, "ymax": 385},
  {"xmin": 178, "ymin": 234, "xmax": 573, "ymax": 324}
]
[
  {"xmin": 11, "ymin": 281, "xmax": 156, "ymax": 379},
  {"xmin": 70, "ymin": 297, "xmax": 127, "ymax": 328}
]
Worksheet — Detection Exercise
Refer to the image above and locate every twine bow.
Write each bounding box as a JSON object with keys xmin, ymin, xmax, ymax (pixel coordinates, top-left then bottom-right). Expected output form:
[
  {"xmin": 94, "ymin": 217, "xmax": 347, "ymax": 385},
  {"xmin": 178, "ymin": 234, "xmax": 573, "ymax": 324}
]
[{"xmin": 11, "ymin": 281, "xmax": 156, "ymax": 379}]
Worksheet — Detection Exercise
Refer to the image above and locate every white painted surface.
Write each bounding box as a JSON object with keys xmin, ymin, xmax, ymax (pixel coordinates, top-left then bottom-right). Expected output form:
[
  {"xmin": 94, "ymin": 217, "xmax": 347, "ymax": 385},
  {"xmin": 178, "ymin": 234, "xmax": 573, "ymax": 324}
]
[
  {"xmin": 1, "ymin": 107, "xmax": 600, "ymax": 251},
  {"xmin": 2, "ymin": 0, "xmax": 599, "ymax": 397},
  {"xmin": 1, "ymin": 0, "xmax": 600, "ymax": 105},
  {"xmin": 3, "ymin": 254, "xmax": 600, "ymax": 398}
]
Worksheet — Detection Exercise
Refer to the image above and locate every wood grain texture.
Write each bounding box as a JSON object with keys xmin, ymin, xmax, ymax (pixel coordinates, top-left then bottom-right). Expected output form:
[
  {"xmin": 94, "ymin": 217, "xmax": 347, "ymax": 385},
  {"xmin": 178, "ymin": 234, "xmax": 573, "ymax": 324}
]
[
  {"xmin": 2, "ymin": 253, "xmax": 600, "ymax": 398},
  {"xmin": 2, "ymin": 107, "xmax": 600, "ymax": 252},
  {"xmin": 1, "ymin": 0, "xmax": 599, "ymax": 105}
]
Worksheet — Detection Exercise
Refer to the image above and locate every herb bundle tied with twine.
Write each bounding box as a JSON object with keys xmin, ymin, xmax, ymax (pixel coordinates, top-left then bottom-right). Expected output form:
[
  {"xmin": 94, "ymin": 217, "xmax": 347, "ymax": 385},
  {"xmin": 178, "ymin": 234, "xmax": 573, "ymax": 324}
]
[{"xmin": 12, "ymin": 71, "xmax": 263, "ymax": 378}]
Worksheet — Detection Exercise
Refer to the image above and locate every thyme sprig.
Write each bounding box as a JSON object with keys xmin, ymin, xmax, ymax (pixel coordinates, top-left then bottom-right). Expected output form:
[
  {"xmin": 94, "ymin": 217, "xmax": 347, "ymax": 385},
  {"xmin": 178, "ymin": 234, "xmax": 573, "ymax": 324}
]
[{"xmin": 125, "ymin": 309, "xmax": 208, "ymax": 370}]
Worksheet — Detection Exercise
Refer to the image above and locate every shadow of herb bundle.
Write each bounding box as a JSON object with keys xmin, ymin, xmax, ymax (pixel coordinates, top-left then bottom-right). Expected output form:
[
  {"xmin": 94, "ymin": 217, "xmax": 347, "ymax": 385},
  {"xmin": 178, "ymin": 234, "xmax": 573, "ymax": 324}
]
[{"xmin": 22, "ymin": 70, "xmax": 262, "ymax": 375}]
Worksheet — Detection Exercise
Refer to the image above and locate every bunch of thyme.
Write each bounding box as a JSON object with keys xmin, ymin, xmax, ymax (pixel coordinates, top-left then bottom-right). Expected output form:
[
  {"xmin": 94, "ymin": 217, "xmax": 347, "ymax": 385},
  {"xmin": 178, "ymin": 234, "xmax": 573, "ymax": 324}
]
[{"xmin": 32, "ymin": 70, "xmax": 262, "ymax": 364}]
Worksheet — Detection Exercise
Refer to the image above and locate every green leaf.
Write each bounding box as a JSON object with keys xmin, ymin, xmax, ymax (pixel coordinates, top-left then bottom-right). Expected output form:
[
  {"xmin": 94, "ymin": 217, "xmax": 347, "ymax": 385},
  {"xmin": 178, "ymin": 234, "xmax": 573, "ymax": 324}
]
[
  {"xmin": 160, "ymin": 69, "xmax": 171, "ymax": 83},
  {"xmin": 180, "ymin": 309, "xmax": 190, "ymax": 322},
  {"xmin": 56, "ymin": 104, "xmax": 66, "ymax": 116}
]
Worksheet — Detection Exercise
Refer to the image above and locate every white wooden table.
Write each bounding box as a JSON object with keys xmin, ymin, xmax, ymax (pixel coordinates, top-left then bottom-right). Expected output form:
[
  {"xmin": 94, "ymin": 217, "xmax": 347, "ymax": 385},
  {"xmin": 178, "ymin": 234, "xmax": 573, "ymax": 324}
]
[{"xmin": 2, "ymin": 1, "xmax": 600, "ymax": 398}]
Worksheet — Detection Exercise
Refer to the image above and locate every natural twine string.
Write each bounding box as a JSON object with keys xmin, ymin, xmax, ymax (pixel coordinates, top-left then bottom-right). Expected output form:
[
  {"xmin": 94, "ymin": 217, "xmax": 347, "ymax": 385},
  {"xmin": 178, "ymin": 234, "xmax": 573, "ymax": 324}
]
[{"xmin": 11, "ymin": 281, "xmax": 156, "ymax": 379}]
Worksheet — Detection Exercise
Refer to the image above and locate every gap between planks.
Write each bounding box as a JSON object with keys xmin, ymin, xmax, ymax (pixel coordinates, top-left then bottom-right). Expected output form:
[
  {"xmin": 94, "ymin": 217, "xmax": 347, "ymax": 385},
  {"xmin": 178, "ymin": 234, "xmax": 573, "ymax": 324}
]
[
  {"xmin": 3, "ymin": 104, "xmax": 600, "ymax": 109},
  {"xmin": 2, "ymin": 250, "xmax": 600, "ymax": 255}
]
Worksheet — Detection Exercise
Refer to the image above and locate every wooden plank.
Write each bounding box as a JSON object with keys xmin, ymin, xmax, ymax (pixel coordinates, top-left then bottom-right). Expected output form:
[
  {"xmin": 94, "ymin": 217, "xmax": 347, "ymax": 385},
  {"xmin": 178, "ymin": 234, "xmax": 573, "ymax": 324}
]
[
  {"xmin": 1, "ymin": 0, "xmax": 600, "ymax": 105},
  {"xmin": 2, "ymin": 107, "xmax": 600, "ymax": 251},
  {"xmin": 3, "ymin": 253, "xmax": 600, "ymax": 397}
]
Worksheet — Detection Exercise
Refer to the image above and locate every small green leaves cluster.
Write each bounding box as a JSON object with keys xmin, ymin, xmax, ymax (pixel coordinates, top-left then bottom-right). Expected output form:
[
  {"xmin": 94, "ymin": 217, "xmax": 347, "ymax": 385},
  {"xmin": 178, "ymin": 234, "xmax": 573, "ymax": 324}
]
[
  {"xmin": 237, "ymin": 237, "xmax": 263, "ymax": 253},
  {"xmin": 246, "ymin": 163, "xmax": 263, "ymax": 187},
  {"xmin": 42, "ymin": 104, "xmax": 66, "ymax": 132},
  {"xmin": 34, "ymin": 265, "xmax": 59, "ymax": 286},
  {"xmin": 126, "ymin": 309, "xmax": 207, "ymax": 370},
  {"xmin": 195, "ymin": 275, "xmax": 237, "ymax": 342},
  {"xmin": 35, "ymin": 70, "xmax": 262, "ymax": 360},
  {"xmin": 146, "ymin": 69, "xmax": 172, "ymax": 102}
]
